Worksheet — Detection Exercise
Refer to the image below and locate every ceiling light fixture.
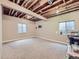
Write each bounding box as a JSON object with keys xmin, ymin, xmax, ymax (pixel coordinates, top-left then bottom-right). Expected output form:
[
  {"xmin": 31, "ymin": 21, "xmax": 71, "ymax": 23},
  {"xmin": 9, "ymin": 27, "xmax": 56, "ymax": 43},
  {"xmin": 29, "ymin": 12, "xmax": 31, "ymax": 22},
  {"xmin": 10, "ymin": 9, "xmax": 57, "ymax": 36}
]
[{"xmin": 48, "ymin": 0, "xmax": 54, "ymax": 5}]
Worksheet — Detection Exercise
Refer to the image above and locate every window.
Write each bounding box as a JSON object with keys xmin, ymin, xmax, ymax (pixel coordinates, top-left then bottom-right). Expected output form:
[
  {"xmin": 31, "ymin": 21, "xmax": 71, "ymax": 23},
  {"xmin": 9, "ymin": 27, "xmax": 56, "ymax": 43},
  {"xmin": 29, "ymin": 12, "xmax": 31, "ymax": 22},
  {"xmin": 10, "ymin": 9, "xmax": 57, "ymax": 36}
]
[
  {"xmin": 18, "ymin": 23, "xmax": 27, "ymax": 33},
  {"xmin": 59, "ymin": 21, "xmax": 75, "ymax": 35}
]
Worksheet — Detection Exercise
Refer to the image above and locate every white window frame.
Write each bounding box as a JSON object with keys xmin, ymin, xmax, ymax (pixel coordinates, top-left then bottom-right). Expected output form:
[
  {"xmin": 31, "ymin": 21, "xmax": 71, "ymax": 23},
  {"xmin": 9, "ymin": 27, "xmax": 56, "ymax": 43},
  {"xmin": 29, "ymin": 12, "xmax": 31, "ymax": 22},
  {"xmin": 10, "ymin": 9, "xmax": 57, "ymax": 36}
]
[
  {"xmin": 18, "ymin": 23, "xmax": 27, "ymax": 33},
  {"xmin": 59, "ymin": 20, "xmax": 75, "ymax": 35}
]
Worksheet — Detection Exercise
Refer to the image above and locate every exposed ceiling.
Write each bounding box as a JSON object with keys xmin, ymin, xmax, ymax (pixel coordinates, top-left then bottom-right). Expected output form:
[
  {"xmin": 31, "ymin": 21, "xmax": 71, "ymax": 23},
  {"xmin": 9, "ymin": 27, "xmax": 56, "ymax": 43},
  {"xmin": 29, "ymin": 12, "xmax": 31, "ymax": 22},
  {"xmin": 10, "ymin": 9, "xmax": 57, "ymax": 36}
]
[{"xmin": 3, "ymin": 0, "xmax": 79, "ymax": 21}]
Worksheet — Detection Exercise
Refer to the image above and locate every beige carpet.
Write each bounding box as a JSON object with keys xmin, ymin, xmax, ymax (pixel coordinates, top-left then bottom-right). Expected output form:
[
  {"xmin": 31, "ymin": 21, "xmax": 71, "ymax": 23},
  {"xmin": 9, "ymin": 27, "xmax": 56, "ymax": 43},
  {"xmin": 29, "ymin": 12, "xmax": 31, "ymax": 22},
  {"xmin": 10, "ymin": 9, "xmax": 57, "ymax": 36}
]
[{"xmin": 2, "ymin": 38, "xmax": 67, "ymax": 59}]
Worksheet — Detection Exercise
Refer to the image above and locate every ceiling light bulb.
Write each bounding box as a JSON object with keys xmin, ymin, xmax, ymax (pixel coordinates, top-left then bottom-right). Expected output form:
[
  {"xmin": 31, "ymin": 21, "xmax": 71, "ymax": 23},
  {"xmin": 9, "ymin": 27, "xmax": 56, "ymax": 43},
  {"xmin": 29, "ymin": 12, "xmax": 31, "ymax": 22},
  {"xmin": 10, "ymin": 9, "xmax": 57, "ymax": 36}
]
[{"xmin": 48, "ymin": 0, "xmax": 54, "ymax": 5}]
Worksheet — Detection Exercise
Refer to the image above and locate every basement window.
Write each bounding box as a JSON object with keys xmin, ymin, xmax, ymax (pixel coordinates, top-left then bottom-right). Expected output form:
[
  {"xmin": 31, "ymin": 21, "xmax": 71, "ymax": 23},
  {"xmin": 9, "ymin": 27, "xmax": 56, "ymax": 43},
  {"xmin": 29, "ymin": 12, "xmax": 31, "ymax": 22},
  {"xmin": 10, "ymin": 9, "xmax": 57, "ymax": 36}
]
[
  {"xmin": 59, "ymin": 20, "xmax": 75, "ymax": 35},
  {"xmin": 18, "ymin": 23, "xmax": 27, "ymax": 33}
]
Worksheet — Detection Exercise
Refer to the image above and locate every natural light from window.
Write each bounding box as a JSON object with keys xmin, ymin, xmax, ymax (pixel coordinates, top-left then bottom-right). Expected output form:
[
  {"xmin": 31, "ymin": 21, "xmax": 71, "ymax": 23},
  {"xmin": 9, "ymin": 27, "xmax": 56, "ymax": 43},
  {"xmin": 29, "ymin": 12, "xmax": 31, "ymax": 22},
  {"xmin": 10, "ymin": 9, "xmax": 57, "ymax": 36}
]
[
  {"xmin": 59, "ymin": 21, "xmax": 75, "ymax": 35},
  {"xmin": 18, "ymin": 23, "xmax": 27, "ymax": 33}
]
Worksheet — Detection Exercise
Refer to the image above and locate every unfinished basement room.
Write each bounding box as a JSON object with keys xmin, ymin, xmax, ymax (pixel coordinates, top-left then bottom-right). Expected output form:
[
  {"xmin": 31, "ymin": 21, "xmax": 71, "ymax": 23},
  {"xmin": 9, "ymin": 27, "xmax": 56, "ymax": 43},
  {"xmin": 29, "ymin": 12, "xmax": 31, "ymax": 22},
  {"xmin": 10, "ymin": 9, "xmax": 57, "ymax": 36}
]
[{"xmin": 0, "ymin": 0, "xmax": 79, "ymax": 59}]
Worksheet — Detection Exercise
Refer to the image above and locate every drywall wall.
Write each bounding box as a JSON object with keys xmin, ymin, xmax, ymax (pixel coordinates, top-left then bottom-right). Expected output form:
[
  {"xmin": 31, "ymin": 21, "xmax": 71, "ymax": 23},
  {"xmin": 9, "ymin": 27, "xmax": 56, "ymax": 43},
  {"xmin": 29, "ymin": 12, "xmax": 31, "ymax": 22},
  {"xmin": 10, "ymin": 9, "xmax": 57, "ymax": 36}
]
[
  {"xmin": 0, "ymin": 4, "xmax": 2, "ymax": 59},
  {"xmin": 36, "ymin": 10, "xmax": 79, "ymax": 44},
  {"xmin": 2, "ymin": 15, "xmax": 36, "ymax": 42}
]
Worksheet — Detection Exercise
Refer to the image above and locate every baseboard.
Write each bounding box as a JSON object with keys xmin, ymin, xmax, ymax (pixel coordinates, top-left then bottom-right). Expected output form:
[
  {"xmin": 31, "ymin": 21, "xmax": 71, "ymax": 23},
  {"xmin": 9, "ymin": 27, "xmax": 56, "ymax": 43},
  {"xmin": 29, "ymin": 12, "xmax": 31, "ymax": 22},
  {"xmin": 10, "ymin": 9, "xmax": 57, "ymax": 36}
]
[
  {"xmin": 2, "ymin": 36, "xmax": 34, "ymax": 44},
  {"xmin": 3, "ymin": 36, "xmax": 68, "ymax": 45},
  {"xmin": 37, "ymin": 36, "xmax": 68, "ymax": 45}
]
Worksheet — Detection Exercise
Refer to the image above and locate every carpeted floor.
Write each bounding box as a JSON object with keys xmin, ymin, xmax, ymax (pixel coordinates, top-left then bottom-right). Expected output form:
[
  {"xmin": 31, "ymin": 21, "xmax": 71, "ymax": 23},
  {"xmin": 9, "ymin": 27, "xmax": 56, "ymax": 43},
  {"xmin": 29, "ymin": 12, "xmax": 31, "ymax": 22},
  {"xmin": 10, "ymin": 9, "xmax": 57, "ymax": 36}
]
[{"xmin": 2, "ymin": 38, "xmax": 67, "ymax": 59}]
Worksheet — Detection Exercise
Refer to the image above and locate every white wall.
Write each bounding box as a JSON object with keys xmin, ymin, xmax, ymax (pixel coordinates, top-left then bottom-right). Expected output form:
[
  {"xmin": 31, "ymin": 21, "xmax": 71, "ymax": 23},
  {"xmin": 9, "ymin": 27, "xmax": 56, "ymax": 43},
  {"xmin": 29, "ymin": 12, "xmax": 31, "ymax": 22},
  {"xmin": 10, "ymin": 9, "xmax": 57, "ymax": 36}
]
[
  {"xmin": 2, "ymin": 15, "xmax": 36, "ymax": 42},
  {"xmin": 36, "ymin": 10, "xmax": 79, "ymax": 44}
]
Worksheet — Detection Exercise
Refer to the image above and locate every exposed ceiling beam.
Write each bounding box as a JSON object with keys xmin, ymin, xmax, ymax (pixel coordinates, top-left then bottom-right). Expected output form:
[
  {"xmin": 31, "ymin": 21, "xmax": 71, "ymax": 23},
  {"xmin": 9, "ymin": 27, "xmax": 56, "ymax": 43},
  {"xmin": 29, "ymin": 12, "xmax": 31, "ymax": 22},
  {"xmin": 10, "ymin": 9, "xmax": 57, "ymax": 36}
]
[
  {"xmin": 14, "ymin": 0, "xmax": 29, "ymax": 17},
  {"xmin": 18, "ymin": 13, "xmax": 23, "ymax": 17},
  {"xmin": 1, "ymin": 0, "xmax": 47, "ymax": 20},
  {"xmin": 10, "ymin": 0, "xmax": 21, "ymax": 16},
  {"xmin": 41, "ymin": 0, "xmax": 64, "ymax": 12},
  {"xmin": 16, "ymin": 0, "xmax": 44, "ymax": 19},
  {"xmin": 15, "ymin": 12, "xmax": 21, "ymax": 17},
  {"xmin": 18, "ymin": 12, "xmax": 26, "ymax": 18},
  {"xmin": 44, "ymin": 4, "xmax": 79, "ymax": 18},
  {"xmin": 36, "ymin": 0, "xmax": 62, "ymax": 14},
  {"xmin": 14, "ymin": 11, "xmax": 18, "ymax": 16},
  {"xmin": 43, "ymin": 0, "xmax": 79, "ymax": 17},
  {"xmin": 9, "ymin": 9, "xmax": 12, "ymax": 15},
  {"xmin": 19, "ymin": 13, "xmax": 26, "ymax": 18},
  {"xmin": 22, "ymin": 15, "xmax": 27, "ymax": 18},
  {"xmin": 66, "ymin": 0, "xmax": 79, "ymax": 9},
  {"xmin": 10, "ymin": 0, "xmax": 16, "ymax": 15},
  {"xmin": 24, "ymin": 0, "xmax": 33, "ymax": 8},
  {"xmin": 55, "ymin": 0, "xmax": 79, "ymax": 8},
  {"xmin": 34, "ymin": 2, "xmax": 49, "ymax": 12},
  {"xmin": 13, "ymin": 0, "xmax": 21, "ymax": 16},
  {"xmin": 27, "ymin": 0, "xmax": 37, "ymax": 9},
  {"xmin": 32, "ymin": 1, "xmax": 48, "ymax": 12},
  {"xmin": 14, "ymin": 0, "xmax": 28, "ymax": 17},
  {"xmin": 21, "ymin": 0, "xmax": 28, "ymax": 6},
  {"xmin": 14, "ymin": 0, "xmax": 30, "ymax": 17},
  {"xmin": 30, "ymin": 0, "xmax": 41, "ymax": 10},
  {"xmin": 11, "ymin": 10, "xmax": 15, "ymax": 15},
  {"xmin": 41, "ymin": 0, "xmax": 75, "ymax": 15}
]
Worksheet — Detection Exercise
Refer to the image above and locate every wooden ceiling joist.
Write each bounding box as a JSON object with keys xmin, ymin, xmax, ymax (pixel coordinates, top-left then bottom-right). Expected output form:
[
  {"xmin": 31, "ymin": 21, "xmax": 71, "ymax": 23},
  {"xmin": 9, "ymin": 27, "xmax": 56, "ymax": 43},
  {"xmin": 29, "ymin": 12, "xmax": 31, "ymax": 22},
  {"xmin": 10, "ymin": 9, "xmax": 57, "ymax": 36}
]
[
  {"xmin": 26, "ymin": 0, "xmax": 34, "ymax": 8},
  {"xmin": 17, "ymin": 0, "xmax": 32, "ymax": 17},
  {"xmin": 11, "ymin": 10, "xmax": 17, "ymax": 16},
  {"xmin": 9, "ymin": 9, "xmax": 12, "ymax": 15},
  {"xmin": 44, "ymin": 5, "xmax": 79, "ymax": 18},
  {"xmin": 1, "ymin": 0, "xmax": 47, "ymax": 20},
  {"xmin": 42, "ymin": 0, "xmax": 79, "ymax": 18},
  {"xmin": 32, "ymin": 1, "xmax": 48, "ymax": 11},
  {"xmin": 27, "ymin": 0, "xmax": 37, "ymax": 9},
  {"xmin": 2, "ymin": 0, "xmax": 78, "ymax": 21},
  {"xmin": 21, "ymin": 0, "xmax": 28, "ymax": 6},
  {"xmin": 30, "ymin": 0, "xmax": 41, "ymax": 11},
  {"xmin": 18, "ymin": 0, "xmax": 41, "ymax": 19},
  {"xmin": 14, "ymin": 0, "xmax": 27, "ymax": 17},
  {"xmin": 19, "ymin": 13, "xmax": 26, "ymax": 18},
  {"xmin": 10, "ymin": 0, "xmax": 16, "ymax": 15},
  {"xmin": 34, "ymin": 2, "xmax": 49, "ymax": 12},
  {"xmin": 36, "ymin": 0, "xmax": 61, "ymax": 14},
  {"xmin": 22, "ymin": 15, "xmax": 27, "ymax": 18},
  {"xmin": 18, "ymin": 0, "xmax": 25, "ymax": 6},
  {"xmin": 38, "ymin": 0, "xmax": 63, "ymax": 15},
  {"xmin": 9, "ymin": 0, "xmax": 15, "ymax": 15},
  {"xmin": 16, "ymin": 12, "xmax": 22, "ymax": 17},
  {"xmin": 41, "ymin": 0, "xmax": 78, "ymax": 16},
  {"xmin": 14, "ymin": 0, "xmax": 28, "ymax": 17},
  {"xmin": 24, "ymin": 0, "xmax": 32, "ymax": 8},
  {"xmin": 18, "ymin": 13, "xmax": 25, "ymax": 17},
  {"xmin": 42, "ymin": 0, "xmax": 64, "ymax": 12}
]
